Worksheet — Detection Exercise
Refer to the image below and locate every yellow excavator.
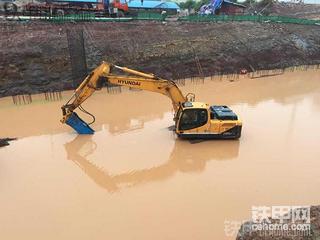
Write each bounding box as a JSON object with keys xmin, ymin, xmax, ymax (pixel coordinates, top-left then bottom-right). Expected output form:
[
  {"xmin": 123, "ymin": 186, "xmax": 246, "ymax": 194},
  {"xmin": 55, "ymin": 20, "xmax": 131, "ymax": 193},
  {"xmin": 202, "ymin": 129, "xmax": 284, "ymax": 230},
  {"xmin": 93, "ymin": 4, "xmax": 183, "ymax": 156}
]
[{"xmin": 61, "ymin": 61, "xmax": 242, "ymax": 139}]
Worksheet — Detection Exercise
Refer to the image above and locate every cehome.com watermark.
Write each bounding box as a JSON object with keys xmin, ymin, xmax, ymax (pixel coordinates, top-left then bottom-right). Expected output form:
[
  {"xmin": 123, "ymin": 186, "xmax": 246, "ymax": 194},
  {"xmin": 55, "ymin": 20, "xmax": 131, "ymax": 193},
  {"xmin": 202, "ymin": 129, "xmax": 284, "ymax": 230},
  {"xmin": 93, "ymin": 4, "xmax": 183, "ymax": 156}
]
[{"xmin": 224, "ymin": 205, "xmax": 311, "ymax": 238}]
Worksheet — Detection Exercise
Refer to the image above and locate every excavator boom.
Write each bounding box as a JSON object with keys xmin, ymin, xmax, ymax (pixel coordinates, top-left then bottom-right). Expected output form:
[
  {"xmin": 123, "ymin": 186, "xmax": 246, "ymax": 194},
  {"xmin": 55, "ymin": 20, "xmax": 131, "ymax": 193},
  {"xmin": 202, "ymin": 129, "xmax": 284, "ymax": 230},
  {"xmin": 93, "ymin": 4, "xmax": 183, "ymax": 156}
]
[{"xmin": 61, "ymin": 62, "xmax": 187, "ymax": 134}]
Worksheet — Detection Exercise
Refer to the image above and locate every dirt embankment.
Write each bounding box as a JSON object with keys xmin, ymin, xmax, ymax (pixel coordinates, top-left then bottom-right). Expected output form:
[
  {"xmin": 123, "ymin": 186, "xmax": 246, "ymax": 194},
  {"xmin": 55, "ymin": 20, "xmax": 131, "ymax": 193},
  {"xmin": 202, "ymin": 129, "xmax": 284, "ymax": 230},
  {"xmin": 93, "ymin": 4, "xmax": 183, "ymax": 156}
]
[
  {"xmin": 0, "ymin": 138, "xmax": 16, "ymax": 147},
  {"xmin": 0, "ymin": 20, "xmax": 320, "ymax": 97},
  {"xmin": 270, "ymin": 3, "xmax": 320, "ymax": 20},
  {"xmin": 246, "ymin": 2, "xmax": 320, "ymax": 20}
]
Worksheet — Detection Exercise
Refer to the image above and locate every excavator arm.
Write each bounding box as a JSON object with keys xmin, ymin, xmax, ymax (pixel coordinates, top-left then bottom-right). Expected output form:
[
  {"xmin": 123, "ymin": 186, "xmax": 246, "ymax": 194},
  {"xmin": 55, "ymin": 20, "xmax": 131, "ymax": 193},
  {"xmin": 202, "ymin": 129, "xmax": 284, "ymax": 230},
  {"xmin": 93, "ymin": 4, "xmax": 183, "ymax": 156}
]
[
  {"xmin": 104, "ymin": 75, "xmax": 185, "ymax": 111},
  {"xmin": 61, "ymin": 61, "xmax": 188, "ymax": 134}
]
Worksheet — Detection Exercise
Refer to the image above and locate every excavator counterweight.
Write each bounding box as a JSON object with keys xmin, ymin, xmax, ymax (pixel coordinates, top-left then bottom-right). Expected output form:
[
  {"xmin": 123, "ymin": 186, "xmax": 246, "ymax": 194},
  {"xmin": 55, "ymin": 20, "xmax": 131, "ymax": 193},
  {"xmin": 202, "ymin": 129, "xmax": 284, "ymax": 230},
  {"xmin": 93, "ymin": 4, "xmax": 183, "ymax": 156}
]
[{"xmin": 61, "ymin": 61, "xmax": 242, "ymax": 139}]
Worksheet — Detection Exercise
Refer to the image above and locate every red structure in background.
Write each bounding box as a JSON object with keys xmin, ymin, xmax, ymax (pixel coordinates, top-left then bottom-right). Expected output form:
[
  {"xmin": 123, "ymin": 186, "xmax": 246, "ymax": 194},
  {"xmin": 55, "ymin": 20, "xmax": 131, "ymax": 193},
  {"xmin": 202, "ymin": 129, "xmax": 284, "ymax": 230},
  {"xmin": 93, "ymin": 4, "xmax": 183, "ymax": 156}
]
[{"xmin": 218, "ymin": 0, "xmax": 246, "ymax": 15}]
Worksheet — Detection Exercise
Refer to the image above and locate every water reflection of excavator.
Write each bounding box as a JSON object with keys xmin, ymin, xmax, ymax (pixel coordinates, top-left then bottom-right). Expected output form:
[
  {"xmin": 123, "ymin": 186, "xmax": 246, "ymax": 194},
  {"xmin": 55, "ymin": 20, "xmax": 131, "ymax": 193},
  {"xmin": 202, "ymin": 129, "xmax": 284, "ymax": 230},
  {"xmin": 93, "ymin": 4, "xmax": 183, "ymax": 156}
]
[
  {"xmin": 65, "ymin": 135, "xmax": 239, "ymax": 192},
  {"xmin": 61, "ymin": 61, "xmax": 242, "ymax": 139}
]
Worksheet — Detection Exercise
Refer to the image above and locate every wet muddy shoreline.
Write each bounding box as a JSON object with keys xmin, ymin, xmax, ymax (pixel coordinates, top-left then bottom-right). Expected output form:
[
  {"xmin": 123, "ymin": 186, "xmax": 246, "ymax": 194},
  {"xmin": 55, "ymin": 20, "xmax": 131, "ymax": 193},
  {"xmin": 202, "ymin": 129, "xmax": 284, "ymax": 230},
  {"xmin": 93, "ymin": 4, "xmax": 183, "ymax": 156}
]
[
  {"xmin": 0, "ymin": 138, "xmax": 16, "ymax": 147},
  {"xmin": 1, "ymin": 21, "xmax": 320, "ymax": 97}
]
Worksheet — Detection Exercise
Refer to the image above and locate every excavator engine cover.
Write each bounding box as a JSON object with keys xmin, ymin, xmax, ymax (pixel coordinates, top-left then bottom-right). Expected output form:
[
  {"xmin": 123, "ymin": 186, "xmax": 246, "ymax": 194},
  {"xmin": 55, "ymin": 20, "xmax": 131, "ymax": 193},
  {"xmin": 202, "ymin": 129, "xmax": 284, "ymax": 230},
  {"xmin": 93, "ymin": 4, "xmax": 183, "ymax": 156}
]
[{"xmin": 66, "ymin": 112, "xmax": 95, "ymax": 134}]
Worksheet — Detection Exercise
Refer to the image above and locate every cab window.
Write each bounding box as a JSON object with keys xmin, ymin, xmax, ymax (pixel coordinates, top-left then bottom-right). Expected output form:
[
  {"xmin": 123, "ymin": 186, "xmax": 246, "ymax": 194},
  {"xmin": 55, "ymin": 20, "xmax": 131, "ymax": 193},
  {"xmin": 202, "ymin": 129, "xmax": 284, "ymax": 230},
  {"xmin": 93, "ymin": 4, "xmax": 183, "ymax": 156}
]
[{"xmin": 179, "ymin": 109, "xmax": 208, "ymax": 130}]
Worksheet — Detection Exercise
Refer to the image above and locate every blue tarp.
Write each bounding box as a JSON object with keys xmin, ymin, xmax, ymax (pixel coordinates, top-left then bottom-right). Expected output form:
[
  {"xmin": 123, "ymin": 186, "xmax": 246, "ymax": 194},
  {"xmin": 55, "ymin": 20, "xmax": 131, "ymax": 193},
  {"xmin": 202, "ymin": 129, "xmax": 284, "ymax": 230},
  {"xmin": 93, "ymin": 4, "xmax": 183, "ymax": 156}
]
[
  {"xmin": 128, "ymin": 0, "xmax": 180, "ymax": 10},
  {"xmin": 199, "ymin": 0, "xmax": 245, "ymax": 15},
  {"xmin": 199, "ymin": 0, "xmax": 223, "ymax": 15},
  {"xmin": 211, "ymin": 0, "xmax": 223, "ymax": 12}
]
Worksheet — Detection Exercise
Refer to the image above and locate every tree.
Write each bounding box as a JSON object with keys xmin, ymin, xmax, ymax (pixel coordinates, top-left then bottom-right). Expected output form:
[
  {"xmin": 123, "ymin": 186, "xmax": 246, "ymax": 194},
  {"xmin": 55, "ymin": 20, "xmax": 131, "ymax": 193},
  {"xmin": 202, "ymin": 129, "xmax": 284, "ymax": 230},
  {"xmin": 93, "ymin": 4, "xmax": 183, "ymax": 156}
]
[
  {"xmin": 194, "ymin": 0, "xmax": 210, "ymax": 11},
  {"xmin": 242, "ymin": 0, "xmax": 257, "ymax": 4},
  {"xmin": 179, "ymin": 0, "xmax": 211, "ymax": 11},
  {"xmin": 179, "ymin": 0, "xmax": 196, "ymax": 10}
]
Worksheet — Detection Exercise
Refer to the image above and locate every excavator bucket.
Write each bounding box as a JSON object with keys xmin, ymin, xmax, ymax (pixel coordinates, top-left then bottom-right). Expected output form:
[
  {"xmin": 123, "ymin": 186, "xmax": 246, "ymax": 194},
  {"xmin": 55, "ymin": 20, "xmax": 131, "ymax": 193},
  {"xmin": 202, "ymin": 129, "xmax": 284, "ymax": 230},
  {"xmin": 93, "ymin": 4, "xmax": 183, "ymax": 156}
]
[{"xmin": 66, "ymin": 112, "xmax": 95, "ymax": 134}]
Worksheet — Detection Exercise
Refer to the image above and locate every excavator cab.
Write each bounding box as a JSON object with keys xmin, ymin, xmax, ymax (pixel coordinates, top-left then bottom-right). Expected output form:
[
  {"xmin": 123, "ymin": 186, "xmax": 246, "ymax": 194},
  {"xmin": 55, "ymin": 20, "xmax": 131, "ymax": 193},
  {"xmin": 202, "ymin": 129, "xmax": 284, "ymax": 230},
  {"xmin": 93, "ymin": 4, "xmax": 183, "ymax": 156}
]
[
  {"xmin": 175, "ymin": 102, "xmax": 242, "ymax": 139},
  {"xmin": 176, "ymin": 104, "xmax": 207, "ymax": 131}
]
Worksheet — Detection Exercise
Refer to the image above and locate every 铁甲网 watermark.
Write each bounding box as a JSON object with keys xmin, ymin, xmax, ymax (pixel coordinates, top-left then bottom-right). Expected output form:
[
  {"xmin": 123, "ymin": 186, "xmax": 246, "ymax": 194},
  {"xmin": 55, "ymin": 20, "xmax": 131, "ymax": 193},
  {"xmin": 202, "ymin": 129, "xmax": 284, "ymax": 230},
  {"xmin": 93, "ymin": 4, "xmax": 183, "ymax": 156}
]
[{"xmin": 224, "ymin": 205, "xmax": 311, "ymax": 238}]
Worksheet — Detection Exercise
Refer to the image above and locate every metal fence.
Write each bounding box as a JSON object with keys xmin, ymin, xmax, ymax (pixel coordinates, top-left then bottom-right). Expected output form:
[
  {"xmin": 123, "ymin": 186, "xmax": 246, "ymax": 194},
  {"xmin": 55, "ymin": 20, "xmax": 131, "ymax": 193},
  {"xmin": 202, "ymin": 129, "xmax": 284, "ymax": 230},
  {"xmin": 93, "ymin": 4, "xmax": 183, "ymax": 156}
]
[
  {"xmin": 37, "ymin": 12, "xmax": 164, "ymax": 22},
  {"xmin": 3, "ymin": 13, "xmax": 133, "ymax": 23},
  {"xmin": 178, "ymin": 15, "xmax": 320, "ymax": 26},
  {"xmin": 4, "ymin": 13, "xmax": 319, "ymax": 25},
  {"xmin": 50, "ymin": 13, "xmax": 133, "ymax": 22},
  {"xmin": 41, "ymin": 14, "xmax": 320, "ymax": 25},
  {"xmin": 23, "ymin": 12, "xmax": 165, "ymax": 23},
  {"xmin": 134, "ymin": 12, "xmax": 166, "ymax": 21},
  {"xmin": 172, "ymin": 64, "xmax": 320, "ymax": 85},
  {"xmin": 50, "ymin": 13, "xmax": 96, "ymax": 23}
]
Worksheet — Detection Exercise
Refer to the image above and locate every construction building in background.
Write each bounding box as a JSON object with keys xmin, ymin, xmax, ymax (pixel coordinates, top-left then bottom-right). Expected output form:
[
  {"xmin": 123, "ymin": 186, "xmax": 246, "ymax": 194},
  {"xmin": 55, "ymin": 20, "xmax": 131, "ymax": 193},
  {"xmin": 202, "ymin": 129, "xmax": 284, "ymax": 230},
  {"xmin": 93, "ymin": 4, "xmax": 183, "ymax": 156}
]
[
  {"xmin": 128, "ymin": 0, "xmax": 180, "ymax": 14},
  {"xmin": 219, "ymin": 0, "xmax": 246, "ymax": 15}
]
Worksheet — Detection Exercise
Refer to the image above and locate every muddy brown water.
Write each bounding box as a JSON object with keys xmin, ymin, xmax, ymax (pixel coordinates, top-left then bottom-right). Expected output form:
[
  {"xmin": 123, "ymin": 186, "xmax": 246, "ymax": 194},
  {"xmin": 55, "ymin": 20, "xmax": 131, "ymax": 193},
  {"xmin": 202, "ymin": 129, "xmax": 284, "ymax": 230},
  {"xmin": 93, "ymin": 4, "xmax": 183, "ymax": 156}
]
[{"xmin": 0, "ymin": 69, "xmax": 320, "ymax": 240}]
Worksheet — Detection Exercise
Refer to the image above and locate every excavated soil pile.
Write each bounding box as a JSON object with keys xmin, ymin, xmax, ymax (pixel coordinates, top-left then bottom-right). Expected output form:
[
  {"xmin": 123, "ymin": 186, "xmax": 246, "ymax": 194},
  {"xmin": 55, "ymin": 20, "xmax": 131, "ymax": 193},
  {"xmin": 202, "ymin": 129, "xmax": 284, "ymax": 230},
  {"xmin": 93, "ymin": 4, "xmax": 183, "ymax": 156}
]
[{"xmin": 1, "ymin": 20, "xmax": 320, "ymax": 97}]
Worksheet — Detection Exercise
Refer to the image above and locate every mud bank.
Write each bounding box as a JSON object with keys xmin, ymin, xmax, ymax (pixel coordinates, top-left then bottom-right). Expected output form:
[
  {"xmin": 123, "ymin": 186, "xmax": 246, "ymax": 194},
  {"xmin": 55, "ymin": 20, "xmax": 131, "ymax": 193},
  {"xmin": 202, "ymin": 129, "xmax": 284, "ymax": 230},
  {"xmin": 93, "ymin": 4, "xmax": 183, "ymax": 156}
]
[
  {"xmin": 1, "ymin": 20, "xmax": 320, "ymax": 97},
  {"xmin": 0, "ymin": 138, "xmax": 16, "ymax": 147}
]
